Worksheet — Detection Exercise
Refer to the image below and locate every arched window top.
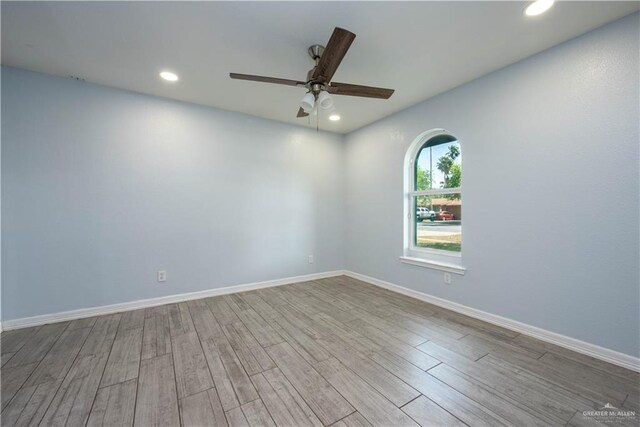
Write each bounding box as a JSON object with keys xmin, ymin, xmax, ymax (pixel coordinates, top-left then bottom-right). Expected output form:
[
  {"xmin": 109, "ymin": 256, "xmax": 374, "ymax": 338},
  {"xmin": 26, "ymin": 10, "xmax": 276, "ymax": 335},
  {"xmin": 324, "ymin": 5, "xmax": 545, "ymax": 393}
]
[
  {"xmin": 404, "ymin": 129, "xmax": 463, "ymax": 262},
  {"xmin": 410, "ymin": 130, "xmax": 461, "ymax": 192},
  {"xmin": 413, "ymin": 133, "xmax": 458, "ymax": 192},
  {"xmin": 418, "ymin": 133, "xmax": 457, "ymax": 149}
]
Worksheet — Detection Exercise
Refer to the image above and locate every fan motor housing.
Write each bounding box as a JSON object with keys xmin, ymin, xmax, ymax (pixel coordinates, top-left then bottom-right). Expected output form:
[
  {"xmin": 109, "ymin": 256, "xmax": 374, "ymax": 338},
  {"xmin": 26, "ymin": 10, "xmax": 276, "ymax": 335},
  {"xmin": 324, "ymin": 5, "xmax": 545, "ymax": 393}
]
[{"xmin": 306, "ymin": 45, "xmax": 329, "ymax": 90}]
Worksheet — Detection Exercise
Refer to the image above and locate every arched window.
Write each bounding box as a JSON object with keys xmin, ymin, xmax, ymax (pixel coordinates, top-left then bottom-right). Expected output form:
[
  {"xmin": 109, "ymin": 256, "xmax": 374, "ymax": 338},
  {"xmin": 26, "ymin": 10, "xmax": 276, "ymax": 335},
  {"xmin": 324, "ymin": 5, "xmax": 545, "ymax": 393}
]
[{"xmin": 403, "ymin": 129, "xmax": 464, "ymax": 272}]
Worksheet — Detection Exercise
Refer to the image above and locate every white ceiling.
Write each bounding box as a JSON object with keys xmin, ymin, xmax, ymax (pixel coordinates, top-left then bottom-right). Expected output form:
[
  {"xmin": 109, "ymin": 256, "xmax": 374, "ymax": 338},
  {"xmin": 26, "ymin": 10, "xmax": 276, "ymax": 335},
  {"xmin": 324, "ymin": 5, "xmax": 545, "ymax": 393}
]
[{"xmin": 2, "ymin": 1, "xmax": 638, "ymax": 134}]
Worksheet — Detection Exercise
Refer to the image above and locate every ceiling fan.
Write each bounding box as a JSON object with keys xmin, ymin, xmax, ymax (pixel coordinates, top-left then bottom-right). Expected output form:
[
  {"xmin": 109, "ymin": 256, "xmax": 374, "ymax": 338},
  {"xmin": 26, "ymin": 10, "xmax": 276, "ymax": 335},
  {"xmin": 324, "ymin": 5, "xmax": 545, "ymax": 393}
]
[{"xmin": 230, "ymin": 27, "xmax": 395, "ymax": 118}]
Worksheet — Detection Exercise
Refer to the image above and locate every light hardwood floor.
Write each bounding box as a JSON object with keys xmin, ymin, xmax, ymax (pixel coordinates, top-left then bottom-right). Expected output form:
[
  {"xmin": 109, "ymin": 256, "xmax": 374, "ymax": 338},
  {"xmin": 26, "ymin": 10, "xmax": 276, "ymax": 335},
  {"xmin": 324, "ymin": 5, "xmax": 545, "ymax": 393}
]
[{"xmin": 1, "ymin": 276, "xmax": 638, "ymax": 426}]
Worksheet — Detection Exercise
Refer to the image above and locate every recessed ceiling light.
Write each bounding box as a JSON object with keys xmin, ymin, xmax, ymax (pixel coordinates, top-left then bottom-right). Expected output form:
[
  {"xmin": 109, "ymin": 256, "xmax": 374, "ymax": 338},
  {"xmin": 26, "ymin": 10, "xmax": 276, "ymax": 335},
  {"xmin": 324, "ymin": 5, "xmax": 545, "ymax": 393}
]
[
  {"xmin": 525, "ymin": 0, "xmax": 554, "ymax": 16},
  {"xmin": 329, "ymin": 114, "xmax": 341, "ymax": 121},
  {"xmin": 159, "ymin": 71, "xmax": 179, "ymax": 82}
]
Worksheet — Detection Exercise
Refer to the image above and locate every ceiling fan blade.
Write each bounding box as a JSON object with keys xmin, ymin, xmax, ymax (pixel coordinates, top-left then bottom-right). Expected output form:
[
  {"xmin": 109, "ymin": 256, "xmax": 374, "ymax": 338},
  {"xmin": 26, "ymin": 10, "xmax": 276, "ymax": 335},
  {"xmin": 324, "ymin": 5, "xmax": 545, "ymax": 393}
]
[
  {"xmin": 296, "ymin": 107, "xmax": 309, "ymax": 118},
  {"xmin": 312, "ymin": 27, "xmax": 356, "ymax": 83},
  {"xmin": 230, "ymin": 73, "xmax": 306, "ymax": 87},
  {"xmin": 328, "ymin": 82, "xmax": 394, "ymax": 99}
]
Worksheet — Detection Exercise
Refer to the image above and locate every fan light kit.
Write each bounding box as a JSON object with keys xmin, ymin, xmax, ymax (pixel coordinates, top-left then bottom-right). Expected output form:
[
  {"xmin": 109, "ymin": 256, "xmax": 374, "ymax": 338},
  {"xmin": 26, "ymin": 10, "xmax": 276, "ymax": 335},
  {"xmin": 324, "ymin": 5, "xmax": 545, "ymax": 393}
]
[
  {"xmin": 230, "ymin": 27, "xmax": 395, "ymax": 125},
  {"xmin": 316, "ymin": 90, "xmax": 334, "ymax": 110},
  {"xmin": 159, "ymin": 71, "xmax": 179, "ymax": 82},
  {"xmin": 525, "ymin": 0, "xmax": 554, "ymax": 16},
  {"xmin": 300, "ymin": 92, "xmax": 315, "ymax": 112}
]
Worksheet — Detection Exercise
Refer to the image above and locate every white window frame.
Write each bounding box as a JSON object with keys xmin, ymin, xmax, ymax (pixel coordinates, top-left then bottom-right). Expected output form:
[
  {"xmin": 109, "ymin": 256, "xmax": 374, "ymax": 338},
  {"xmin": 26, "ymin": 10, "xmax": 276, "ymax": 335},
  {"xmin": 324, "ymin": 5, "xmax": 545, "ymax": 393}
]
[{"xmin": 401, "ymin": 129, "xmax": 465, "ymax": 274}]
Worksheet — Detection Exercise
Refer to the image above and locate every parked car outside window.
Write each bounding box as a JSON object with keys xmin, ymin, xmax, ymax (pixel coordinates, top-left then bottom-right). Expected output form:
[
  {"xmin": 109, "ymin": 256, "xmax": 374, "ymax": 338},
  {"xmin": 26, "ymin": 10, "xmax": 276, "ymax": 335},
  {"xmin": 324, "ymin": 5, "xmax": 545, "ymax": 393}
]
[
  {"xmin": 416, "ymin": 207, "xmax": 436, "ymax": 220},
  {"xmin": 436, "ymin": 211, "xmax": 454, "ymax": 221}
]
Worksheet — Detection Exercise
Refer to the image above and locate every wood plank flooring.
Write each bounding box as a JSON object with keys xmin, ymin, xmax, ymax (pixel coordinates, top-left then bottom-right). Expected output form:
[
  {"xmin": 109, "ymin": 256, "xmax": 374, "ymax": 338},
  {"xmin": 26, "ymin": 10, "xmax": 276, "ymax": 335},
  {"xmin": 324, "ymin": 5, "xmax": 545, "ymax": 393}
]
[{"xmin": 1, "ymin": 276, "xmax": 638, "ymax": 426}]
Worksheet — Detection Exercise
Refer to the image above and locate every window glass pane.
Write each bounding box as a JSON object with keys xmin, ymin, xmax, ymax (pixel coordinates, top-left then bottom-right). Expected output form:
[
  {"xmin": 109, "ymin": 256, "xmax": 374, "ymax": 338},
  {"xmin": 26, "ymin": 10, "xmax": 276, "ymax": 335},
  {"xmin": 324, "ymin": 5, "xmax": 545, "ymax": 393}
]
[
  {"xmin": 415, "ymin": 138, "xmax": 461, "ymax": 191},
  {"xmin": 414, "ymin": 193, "xmax": 461, "ymax": 252}
]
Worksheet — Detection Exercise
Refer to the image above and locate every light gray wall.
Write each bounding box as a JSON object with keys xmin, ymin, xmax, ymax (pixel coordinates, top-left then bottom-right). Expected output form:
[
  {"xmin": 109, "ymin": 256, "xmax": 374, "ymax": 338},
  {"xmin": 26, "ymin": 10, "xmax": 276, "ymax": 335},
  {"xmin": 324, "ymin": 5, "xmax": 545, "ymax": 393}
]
[
  {"xmin": 1, "ymin": 67, "xmax": 345, "ymax": 320},
  {"xmin": 0, "ymin": 67, "xmax": 2, "ymax": 325},
  {"xmin": 344, "ymin": 14, "xmax": 639, "ymax": 357}
]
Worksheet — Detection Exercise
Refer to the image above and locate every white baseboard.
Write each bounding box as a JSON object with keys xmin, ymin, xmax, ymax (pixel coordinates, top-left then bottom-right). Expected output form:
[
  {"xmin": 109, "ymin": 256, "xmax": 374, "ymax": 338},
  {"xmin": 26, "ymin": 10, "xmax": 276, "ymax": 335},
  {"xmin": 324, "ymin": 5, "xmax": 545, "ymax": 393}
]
[
  {"xmin": 4, "ymin": 268, "xmax": 638, "ymax": 373},
  {"xmin": 1, "ymin": 270, "xmax": 344, "ymax": 331},
  {"xmin": 344, "ymin": 270, "xmax": 640, "ymax": 373}
]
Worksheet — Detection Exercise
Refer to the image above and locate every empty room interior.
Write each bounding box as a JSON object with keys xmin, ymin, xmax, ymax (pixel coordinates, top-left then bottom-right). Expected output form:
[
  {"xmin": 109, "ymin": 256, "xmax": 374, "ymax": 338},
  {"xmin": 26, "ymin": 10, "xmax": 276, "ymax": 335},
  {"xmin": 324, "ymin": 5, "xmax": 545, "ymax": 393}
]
[{"xmin": 1, "ymin": 1, "xmax": 639, "ymax": 426}]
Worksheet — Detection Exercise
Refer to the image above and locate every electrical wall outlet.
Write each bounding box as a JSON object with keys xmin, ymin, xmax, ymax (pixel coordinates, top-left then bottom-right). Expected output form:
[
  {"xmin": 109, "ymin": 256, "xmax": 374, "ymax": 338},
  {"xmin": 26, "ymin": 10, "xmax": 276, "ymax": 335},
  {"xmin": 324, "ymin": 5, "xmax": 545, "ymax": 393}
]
[
  {"xmin": 308, "ymin": 255, "xmax": 314, "ymax": 264},
  {"xmin": 157, "ymin": 270, "xmax": 167, "ymax": 282},
  {"xmin": 444, "ymin": 272, "xmax": 452, "ymax": 285}
]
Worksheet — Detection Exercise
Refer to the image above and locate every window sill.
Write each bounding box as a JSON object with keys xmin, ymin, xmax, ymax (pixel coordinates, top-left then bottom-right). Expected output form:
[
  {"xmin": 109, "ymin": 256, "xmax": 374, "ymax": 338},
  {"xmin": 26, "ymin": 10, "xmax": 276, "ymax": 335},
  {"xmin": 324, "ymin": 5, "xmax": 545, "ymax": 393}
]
[{"xmin": 399, "ymin": 256, "xmax": 466, "ymax": 275}]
